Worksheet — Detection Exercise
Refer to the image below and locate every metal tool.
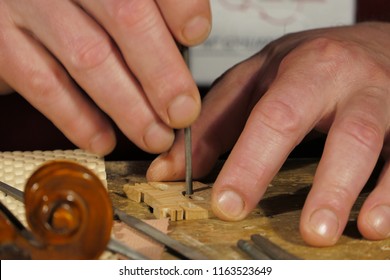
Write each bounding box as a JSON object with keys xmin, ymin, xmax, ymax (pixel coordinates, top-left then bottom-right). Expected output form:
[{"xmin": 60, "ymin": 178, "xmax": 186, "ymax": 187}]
[
  {"xmin": 180, "ymin": 46, "xmax": 194, "ymax": 196},
  {"xmin": 237, "ymin": 239, "xmax": 271, "ymax": 260},
  {"xmin": 1, "ymin": 179, "xmax": 207, "ymax": 260},
  {"xmin": 184, "ymin": 126, "xmax": 193, "ymax": 195},
  {"xmin": 0, "ymin": 179, "xmax": 147, "ymax": 260},
  {"xmin": 114, "ymin": 208, "xmax": 207, "ymax": 260},
  {"xmin": 251, "ymin": 234, "xmax": 301, "ymax": 260},
  {"xmin": 0, "ymin": 200, "xmax": 43, "ymax": 249},
  {"xmin": 237, "ymin": 234, "xmax": 301, "ymax": 260},
  {"xmin": 107, "ymin": 238, "xmax": 148, "ymax": 260}
]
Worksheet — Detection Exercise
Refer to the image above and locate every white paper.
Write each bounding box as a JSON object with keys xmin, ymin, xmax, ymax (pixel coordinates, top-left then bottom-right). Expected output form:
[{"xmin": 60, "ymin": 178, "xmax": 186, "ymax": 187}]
[{"xmin": 191, "ymin": 0, "xmax": 356, "ymax": 85}]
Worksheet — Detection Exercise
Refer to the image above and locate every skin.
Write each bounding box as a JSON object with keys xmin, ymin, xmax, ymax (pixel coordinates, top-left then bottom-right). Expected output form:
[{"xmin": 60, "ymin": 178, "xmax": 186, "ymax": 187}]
[
  {"xmin": 0, "ymin": 0, "xmax": 211, "ymax": 155},
  {"xmin": 147, "ymin": 22, "xmax": 390, "ymax": 247}
]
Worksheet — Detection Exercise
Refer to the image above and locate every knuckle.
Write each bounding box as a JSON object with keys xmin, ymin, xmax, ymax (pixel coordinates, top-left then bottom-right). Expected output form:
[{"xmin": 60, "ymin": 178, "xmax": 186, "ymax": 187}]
[
  {"xmin": 282, "ymin": 37, "xmax": 358, "ymax": 80},
  {"xmin": 256, "ymin": 99, "xmax": 302, "ymax": 136},
  {"xmin": 291, "ymin": 37, "xmax": 390, "ymax": 85},
  {"xmin": 356, "ymin": 54, "xmax": 390, "ymax": 85},
  {"xmin": 339, "ymin": 116, "xmax": 383, "ymax": 152},
  {"xmin": 59, "ymin": 113, "xmax": 83, "ymax": 135},
  {"xmin": 321, "ymin": 187, "xmax": 354, "ymax": 211},
  {"xmin": 68, "ymin": 36, "xmax": 112, "ymax": 71},
  {"xmin": 152, "ymin": 68, "xmax": 193, "ymax": 100},
  {"xmin": 307, "ymin": 37, "xmax": 355, "ymax": 64},
  {"xmin": 108, "ymin": 0, "xmax": 156, "ymax": 32},
  {"xmin": 28, "ymin": 67, "xmax": 64, "ymax": 106}
]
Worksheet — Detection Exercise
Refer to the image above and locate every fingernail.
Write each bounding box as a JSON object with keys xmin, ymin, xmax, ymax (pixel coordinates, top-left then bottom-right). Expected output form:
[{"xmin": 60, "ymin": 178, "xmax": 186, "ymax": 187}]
[
  {"xmin": 309, "ymin": 208, "xmax": 339, "ymax": 240},
  {"xmin": 89, "ymin": 131, "xmax": 116, "ymax": 156},
  {"xmin": 216, "ymin": 190, "xmax": 245, "ymax": 219},
  {"xmin": 367, "ymin": 205, "xmax": 390, "ymax": 238},
  {"xmin": 144, "ymin": 123, "xmax": 174, "ymax": 153},
  {"xmin": 168, "ymin": 95, "xmax": 199, "ymax": 128},
  {"xmin": 183, "ymin": 16, "xmax": 211, "ymax": 44}
]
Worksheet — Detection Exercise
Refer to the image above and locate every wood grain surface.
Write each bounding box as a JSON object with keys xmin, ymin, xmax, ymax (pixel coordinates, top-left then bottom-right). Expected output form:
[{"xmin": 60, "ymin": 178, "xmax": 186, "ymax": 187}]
[{"xmin": 106, "ymin": 159, "xmax": 390, "ymax": 260}]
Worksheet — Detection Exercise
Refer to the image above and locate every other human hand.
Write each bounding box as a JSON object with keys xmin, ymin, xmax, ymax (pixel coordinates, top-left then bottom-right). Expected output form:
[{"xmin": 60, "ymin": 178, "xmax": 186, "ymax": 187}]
[
  {"xmin": 0, "ymin": 0, "xmax": 211, "ymax": 155},
  {"xmin": 147, "ymin": 22, "xmax": 390, "ymax": 246}
]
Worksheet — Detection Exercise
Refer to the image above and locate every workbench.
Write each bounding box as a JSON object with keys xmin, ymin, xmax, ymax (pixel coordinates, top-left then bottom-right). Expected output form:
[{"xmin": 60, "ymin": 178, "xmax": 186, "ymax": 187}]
[{"xmin": 106, "ymin": 158, "xmax": 390, "ymax": 260}]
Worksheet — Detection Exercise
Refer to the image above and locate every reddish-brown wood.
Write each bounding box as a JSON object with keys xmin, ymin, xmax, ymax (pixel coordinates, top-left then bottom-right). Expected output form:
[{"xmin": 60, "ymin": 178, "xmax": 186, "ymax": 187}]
[{"xmin": 1, "ymin": 161, "xmax": 112, "ymax": 259}]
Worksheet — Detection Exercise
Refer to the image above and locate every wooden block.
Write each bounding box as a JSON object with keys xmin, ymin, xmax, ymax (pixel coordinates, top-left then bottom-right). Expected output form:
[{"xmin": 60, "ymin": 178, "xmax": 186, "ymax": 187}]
[
  {"xmin": 179, "ymin": 202, "xmax": 209, "ymax": 220},
  {"xmin": 123, "ymin": 183, "xmax": 155, "ymax": 202},
  {"xmin": 154, "ymin": 204, "xmax": 185, "ymax": 221},
  {"xmin": 123, "ymin": 181, "xmax": 212, "ymax": 220}
]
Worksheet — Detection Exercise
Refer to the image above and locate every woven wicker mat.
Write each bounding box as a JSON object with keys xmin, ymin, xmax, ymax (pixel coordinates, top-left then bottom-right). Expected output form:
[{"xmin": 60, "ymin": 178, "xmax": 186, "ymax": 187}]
[{"xmin": 0, "ymin": 149, "xmax": 107, "ymax": 225}]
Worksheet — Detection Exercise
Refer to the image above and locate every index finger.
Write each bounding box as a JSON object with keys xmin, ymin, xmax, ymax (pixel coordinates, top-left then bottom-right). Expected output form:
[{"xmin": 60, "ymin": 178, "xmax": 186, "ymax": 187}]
[
  {"xmin": 76, "ymin": 0, "xmax": 202, "ymax": 128},
  {"xmin": 211, "ymin": 39, "xmax": 342, "ymax": 220}
]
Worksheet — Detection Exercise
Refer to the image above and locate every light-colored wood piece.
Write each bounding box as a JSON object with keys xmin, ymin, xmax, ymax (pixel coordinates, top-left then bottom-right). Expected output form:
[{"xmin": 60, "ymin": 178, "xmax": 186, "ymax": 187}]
[{"xmin": 123, "ymin": 181, "xmax": 212, "ymax": 221}]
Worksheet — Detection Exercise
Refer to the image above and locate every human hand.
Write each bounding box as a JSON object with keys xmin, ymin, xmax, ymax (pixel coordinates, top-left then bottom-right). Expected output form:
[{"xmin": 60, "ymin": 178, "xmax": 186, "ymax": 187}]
[
  {"xmin": 0, "ymin": 0, "xmax": 211, "ymax": 155},
  {"xmin": 147, "ymin": 22, "xmax": 390, "ymax": 246}
]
